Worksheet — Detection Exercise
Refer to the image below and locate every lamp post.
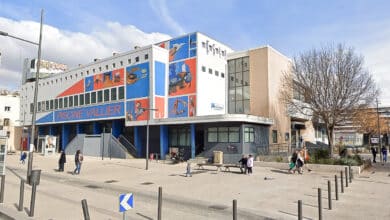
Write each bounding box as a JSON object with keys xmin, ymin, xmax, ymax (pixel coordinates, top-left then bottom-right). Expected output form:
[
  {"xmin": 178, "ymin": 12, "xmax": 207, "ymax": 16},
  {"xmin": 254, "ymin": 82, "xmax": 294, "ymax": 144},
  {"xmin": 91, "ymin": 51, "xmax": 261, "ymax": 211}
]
[
  {"xmin": 143, "ymin": 108, "xmax": 158, "ymax": 170},
  {"xmin": 376, "ymin": 98, "xmax": 383, "ymax": 162},
  {"xmin": 0, "ymin": 9, "xmax": 44, "ymax": 183}
]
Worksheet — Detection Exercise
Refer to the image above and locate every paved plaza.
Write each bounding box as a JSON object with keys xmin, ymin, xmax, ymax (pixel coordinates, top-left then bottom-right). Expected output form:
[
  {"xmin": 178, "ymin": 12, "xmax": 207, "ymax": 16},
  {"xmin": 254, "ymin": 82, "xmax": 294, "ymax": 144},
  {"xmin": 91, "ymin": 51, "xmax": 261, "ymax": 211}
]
[{"xmin": 0, "ymin": 153, "xmax": 389, "ymax": 219}]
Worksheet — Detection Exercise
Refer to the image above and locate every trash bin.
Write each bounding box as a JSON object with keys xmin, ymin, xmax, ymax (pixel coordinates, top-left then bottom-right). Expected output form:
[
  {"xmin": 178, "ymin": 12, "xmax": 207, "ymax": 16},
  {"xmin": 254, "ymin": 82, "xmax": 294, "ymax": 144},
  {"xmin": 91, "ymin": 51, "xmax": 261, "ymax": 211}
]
[
  {"xmin": 213, "ymin": 151, "xmax": 223, "ymax": 164},
  {"xmin": 30, "ymin": 170, "xmax": 41, "ymax": 185}
]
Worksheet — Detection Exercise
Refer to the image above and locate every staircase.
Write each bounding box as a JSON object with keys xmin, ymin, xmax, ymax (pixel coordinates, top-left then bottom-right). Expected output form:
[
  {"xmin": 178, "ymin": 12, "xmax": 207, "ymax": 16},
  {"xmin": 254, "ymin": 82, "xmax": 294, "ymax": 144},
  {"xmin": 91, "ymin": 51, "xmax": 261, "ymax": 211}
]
[{"xmin": 118, "ymin": 135, "xmax": 137, "ymax": 158}]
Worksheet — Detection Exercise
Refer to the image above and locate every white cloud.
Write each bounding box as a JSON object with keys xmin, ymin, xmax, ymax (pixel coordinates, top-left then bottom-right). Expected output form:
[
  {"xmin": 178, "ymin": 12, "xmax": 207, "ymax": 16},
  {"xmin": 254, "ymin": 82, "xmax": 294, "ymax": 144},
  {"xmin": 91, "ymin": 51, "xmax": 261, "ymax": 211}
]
[
  {"xmin": 0, "ymin": 17, "xmax": 171, "ymax": 91},
  {"xmin": 148, "ymin": 0, "xmax": 186, "ymax": 35}
]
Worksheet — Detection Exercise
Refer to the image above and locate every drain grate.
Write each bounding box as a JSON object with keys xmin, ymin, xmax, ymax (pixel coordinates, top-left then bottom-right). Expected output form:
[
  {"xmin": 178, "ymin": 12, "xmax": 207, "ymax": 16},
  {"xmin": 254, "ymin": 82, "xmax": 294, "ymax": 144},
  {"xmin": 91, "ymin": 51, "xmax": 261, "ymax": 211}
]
[
  {"xmin": 85, "ymin": 185, "xmax": 101, "ymax": 189},
  {"xmin": 105, "ymin": 180, "xmax": 118, "ymax": 183},
  {"xmin": 141, "ymin": 182, "xmax": 154, "ymax": 185},
  {"xmin": 208, "ymin": 205, "xmax": 229, "ymax": 210}
]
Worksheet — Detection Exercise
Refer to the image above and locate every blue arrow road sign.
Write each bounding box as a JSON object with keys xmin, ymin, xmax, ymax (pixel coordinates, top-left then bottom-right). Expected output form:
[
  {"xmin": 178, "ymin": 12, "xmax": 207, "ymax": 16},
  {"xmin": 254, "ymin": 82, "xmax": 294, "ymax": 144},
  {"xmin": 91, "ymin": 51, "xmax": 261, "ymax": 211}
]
[{"xmin": 119, "ymin": 193, "xmax": 134, "ymax": 212}]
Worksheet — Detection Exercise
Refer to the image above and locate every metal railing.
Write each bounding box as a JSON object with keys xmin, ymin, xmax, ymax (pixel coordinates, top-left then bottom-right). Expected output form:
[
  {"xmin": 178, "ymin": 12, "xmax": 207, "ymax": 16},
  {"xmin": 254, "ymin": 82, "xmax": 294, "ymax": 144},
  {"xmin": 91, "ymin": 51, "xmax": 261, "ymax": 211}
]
[{"xmin": 118, "ymin": 135, "xmax": 137, "ymax": 157}]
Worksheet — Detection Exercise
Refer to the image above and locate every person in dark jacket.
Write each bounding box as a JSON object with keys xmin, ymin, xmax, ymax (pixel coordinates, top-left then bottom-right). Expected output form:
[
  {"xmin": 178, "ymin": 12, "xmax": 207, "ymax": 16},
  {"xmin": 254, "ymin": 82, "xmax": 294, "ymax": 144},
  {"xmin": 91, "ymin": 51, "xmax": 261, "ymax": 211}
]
[
  {"xmin": 58, "ymin": 150, "xmax": 66, "ymax": 172},
  {"xmin": 238, "ymin": 155, "xmax": 248, "ymax": 174},
  {"xmin": 289, "ymin": 150, "xmax": 298, "ymax": 173},
  {"xmin": 371, "ymin": 146, "xmax": 377, "ymax": 163},
  {"xmin": 73, "ymin": 150, "xmax": 83, "ymax": 174}
]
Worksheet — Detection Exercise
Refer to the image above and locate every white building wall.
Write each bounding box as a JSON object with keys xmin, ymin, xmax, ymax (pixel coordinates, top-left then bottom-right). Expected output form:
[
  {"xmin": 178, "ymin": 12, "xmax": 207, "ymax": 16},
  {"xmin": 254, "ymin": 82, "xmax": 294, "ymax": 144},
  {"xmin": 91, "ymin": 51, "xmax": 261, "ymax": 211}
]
[{"xmin": 0, "ymin": 93, "xmax": 21, "ymax": 151}]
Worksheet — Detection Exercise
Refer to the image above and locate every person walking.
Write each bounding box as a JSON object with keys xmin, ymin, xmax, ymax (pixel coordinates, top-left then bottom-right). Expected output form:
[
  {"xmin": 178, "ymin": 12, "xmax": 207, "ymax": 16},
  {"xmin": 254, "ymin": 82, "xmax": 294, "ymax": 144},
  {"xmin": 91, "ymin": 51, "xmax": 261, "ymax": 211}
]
[
  {"xmin": 289, "ymin": 150, "xmax": 298, "ymax": 173},
  {"xmin": 381, "ymin": 146, "xmax": 387, "ymax": 164},
  {"xmin": 185, "ymin": 162, "xmax": 192, "ymax": 177},
  {"xmin": 73, "ymin": 150, "xmax": 83, "ymax": 174},
  {"xmin": 20, "ymin": 151, "xmax": 27, "ymax": 164},
  {"xmin": 295, "ymin": 150, "xmax": 304, "ymax": 174},
  {"xmin": 371, "ymin": 146, "xmax": 377, "ymax": 163},
  {"xmin": 238, "ymin": 154, "xmax": 248, "ymax": 174},
  {"xmin": 246, "ymin": 154, "xmax": 254, "ymax": 175},
  {"xmin": 58, "ymin": 150, "xmax": 66, "ymax": 172}
]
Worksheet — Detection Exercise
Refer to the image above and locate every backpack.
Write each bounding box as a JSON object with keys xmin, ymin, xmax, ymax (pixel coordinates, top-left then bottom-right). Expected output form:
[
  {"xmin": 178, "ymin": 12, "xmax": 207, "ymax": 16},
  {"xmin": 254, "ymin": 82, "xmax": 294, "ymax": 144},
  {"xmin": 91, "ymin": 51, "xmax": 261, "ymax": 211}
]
[{"xmin": 79, "ymin": 154, "xmax": 84, "ymax": 162}]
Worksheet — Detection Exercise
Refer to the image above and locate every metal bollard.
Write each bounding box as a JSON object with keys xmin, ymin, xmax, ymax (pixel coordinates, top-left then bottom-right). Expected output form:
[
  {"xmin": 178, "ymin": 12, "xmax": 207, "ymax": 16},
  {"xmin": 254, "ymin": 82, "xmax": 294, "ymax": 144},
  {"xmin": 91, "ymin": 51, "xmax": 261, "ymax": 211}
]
[
  {"xmin": 29, "ymin": 182, "xmax": 37, "ymax": 217},
  {"xmin": 18, "ymin": 179, "xmax": 25, "ymax": 211},
  {"xmin": 81, "ymin": 199, "xmax": 90, "ymax": 220},
  {"xmin": 345, "ymin": 167, "xmax": 349, "ymax": 187},
  {"xmin": 327, "ymin": 180, "xmax": 332, "ymax": 210},
  {"xmin": 340, "ymin": 171, "xmax": 344, "ymax": 193},
  {"xmin": 335, "ymin": 175, "xmax": 339, "ymax": 200},
  {"xmin": 158, "ymin": 186, "xmax": 162, "ymax": 220},
  {"xmin": 0, "ymin": 175, "xmax": 5, "ymax": 203},
  {"xmin": 298, "ymin": 200, "xmax": 302, "ymax": 220},
  {"xmin": 233, "ymin": 199, "xmax": 237, "ymax": 220},
  {"xmin": 349, "ymin": 165, "xmax": 353, "ymax": 182},
  {"xmin": 318, "ymin": 188, "xmax": 322, "ymax": 220}
]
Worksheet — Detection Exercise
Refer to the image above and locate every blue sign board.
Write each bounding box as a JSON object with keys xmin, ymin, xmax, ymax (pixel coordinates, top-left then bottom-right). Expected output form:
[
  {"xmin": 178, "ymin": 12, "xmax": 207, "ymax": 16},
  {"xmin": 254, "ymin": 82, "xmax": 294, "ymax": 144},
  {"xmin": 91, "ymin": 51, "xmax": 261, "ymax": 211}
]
[
  {"xmin": 54, "ymin": 102, "xmax": 124, "ymax": 122},
  {"xmin": 119, "ymin": 193, "xmax": 134, "ymax": 212}
]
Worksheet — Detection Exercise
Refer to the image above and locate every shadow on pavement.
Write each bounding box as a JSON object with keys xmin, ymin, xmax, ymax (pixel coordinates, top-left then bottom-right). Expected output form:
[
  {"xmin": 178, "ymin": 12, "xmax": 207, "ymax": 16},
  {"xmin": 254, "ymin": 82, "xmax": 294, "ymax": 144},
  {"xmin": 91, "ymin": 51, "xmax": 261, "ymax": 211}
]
[
  {"xmin": 278, "ymin": 210, "xmax": 313, "ymax": 220},
  {"xmin": 270, "ymin": 169, "xmax": 290, "ymax": 174},
  {"xmin": 136, "ymin": 212, "xmax": 153, "ymax": 220}
]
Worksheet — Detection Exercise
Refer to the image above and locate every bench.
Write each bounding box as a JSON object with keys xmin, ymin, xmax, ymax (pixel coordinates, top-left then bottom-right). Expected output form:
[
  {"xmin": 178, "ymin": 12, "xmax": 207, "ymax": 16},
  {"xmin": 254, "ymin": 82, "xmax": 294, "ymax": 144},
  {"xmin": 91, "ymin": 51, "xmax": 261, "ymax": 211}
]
[
  {"xmin": 196, "ymin": 163, "xmax": 224, "ymax": 171},
  {"xmin": 222, "ymin": 164, "xmax": 241, "ymax": 172}
]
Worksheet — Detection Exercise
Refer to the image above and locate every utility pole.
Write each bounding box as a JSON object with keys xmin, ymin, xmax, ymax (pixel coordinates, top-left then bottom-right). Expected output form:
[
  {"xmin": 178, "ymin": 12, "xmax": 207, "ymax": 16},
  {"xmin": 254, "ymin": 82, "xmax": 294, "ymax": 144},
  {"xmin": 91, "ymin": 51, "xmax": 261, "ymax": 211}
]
[{"xmin": 376, "ymin": 98, "xmax": 383, "ymax": 162}]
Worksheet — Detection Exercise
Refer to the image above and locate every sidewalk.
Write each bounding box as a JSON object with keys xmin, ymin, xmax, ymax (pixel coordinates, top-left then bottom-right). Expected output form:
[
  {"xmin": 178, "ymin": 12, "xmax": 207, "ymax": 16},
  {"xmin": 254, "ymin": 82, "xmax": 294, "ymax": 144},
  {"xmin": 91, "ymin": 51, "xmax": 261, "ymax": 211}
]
[{"xmin": 1, "ymin": 153, "xmax": 390, "ymax": 219}]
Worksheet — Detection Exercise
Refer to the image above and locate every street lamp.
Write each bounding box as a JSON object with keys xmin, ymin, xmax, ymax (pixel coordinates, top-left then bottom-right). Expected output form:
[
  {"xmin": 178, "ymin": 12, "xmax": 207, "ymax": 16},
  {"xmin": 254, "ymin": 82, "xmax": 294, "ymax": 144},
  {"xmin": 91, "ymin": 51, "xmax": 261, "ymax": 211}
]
[
  {"xmin": 143, "ymin": 108, "xmax": 158, "ymax": 170},
  {"xmin": 376, "ymin": 98, "xmax": 383, "ymax": 162},
  {"xmin": 0, "ymin": 9, "xmax": 44, "ymax": 183}
]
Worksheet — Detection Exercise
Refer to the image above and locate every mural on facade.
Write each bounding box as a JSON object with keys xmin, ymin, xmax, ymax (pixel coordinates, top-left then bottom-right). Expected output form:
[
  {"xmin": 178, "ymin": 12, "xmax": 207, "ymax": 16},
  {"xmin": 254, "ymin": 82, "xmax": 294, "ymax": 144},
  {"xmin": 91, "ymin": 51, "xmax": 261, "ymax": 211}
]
[
  {"xmin": 168, "ymin": 34, "xmax": 197, "ymax": 62},
  {"xmin": 169, "ymin": 58, "xmax": 196, "ymax": 96},
  {"xmin": 85, "ymin": 68, "xmax": 124, "ymax": 92},
  {"xmin": 188, "ymin": 95, "xmax": 196, "ymax": 117},
  {"xmin": 126, "ymin": 62, "xmax": 149, "ymax": 99},
  {"xmin": 155, "ymin": 97, "xmax": 165, "ymax": 119},
  {"xmin": 126, "ymin": 98, "xmax": 149, "ymax": 121},
  {"xmin": 57, "ymin": 79, "xmax": 84, "ymax": 97}
]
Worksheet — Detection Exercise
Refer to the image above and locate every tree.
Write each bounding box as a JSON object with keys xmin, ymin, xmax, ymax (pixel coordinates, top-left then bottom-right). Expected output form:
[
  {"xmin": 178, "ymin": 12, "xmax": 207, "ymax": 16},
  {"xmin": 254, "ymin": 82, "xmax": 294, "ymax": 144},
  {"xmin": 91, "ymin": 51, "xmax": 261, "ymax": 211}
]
[{"xmin": 280, "ymin": 44, "xmax": 378, "ymax": 156}]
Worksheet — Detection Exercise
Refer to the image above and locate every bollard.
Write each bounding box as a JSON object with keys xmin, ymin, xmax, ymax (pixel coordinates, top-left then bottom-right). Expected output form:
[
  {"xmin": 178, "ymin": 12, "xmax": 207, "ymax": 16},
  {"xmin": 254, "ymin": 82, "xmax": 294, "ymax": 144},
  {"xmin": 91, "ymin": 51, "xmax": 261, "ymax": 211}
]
[
  {"xmin": 158, "ymin": 186, "xmax": 162, "ymax": 220},
  {"xmin": 29, "ymin": 182, "xmax": 37, "ymax": 217},
  {"xmin": 318, "ymin": 188, "xmax": 322, "ymax": 220},
  {"xmin": 18, "ymin": 179, "xmax": 25, "ymax": 211},
  {"xmin": 298, "ymin": 200, "xmax": 302, "ymax": 220},
  {"xmin": 327, "ymin": 180, "xmax": 332, "ymax": 210},
  {"xmin": 233, "ymin": 199, "xmax": 237, "ymax": 220},
  {"xmin": 349, "ymin": 165, "xmax": 353, "ymax": 183},
  {"xmin": 345, "ymin": 167, "xmax": 349, "ymax": 187},
  {"xmin": 340, "ymin": 171, "xmax": 344, "ymax": 193},
  {"xmin": 81, "ymin": 199, "xmax": 90, "ymax": 220},
  {"xmin": 0, "ymin": 175, "xmax": 5, "ymax": 203},
  {"xmin": 335, "ymin": 175, "xmax": 339, "ymax": 200}
]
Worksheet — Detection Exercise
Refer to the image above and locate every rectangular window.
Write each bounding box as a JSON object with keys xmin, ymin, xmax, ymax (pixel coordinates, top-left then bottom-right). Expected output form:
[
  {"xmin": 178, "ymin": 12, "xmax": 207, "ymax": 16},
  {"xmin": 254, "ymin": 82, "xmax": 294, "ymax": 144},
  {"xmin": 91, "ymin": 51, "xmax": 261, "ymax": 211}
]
[
  {"xmin": 111, "ymin": 87, "xmax": 117, "ymax": 101},
  {"xmin": 97, "ymin": 90, "xmax": 103, "ymax": 103},
  {"xmin": 229, "ymin": 127, "xmax": 240, "ymax": 143},
  {"xmin": 207, "ymin": 127, "xmax": 218, "ymax": 142},
  {"xmin": 64, "ymin": 97, "xmax": 68, "ymax": 108},
  {"xmin": 104, "ymin": 89, "xmax": 110, "ymax": 102},
  {"xmin": 120, "ymin": 61, "xmax": 123, "ymax": 66},
  {"xmin": 50, "ymin": 100, "xmax": 54, "ymax": 110},
  {"xmin": 69, "ymin": 96, "xmax": 73, "ymax": 107},
  {"xmin": 105, "ymin": 65, "xmax": 108, "ymax": 70},
  {"xmin": 202, "ymin": 66, "xmax": 206, "ymax": 72},
  {"xmin": 128, "ymin": 58, "xmax": 131, "ymax": 64},
  {"xmin": 46, "ymin": 101, "xmax": 49, "ymax": 110},
  {"xmin": 218, "ymin": 127, "xmax": 229, "ymax": 142},
  {"xmin": 118, "ymin": 86, "xmax": 125, "ymax": 100},
  {"xmin": 85, "ymin": 93, "xmax": 90, "ymax": 105},
  {"xmin": 4, "ymin": 106, "xmax": 10, "ymax": 111},
  {"xmin": 38, "ymin": 102, "xmax": 42, "ymax": 112},
  {"xmin": 79, "ymin": 94, "xmax": 84, "ymax": 106},
  {"xmin": 208, "ymin": 68, "xmax": 212, "ymax": 74},
  {"xmin": 202, "ymin": 42, "xmax": 206, "ymax": 48},
  {"xmin": 91, "ymin": 91, "xmax": 97, "ymax": 104},
  {"xmin": 221, "ymin": 73, "xmax": 225, "ymax": 78},
  {"xmin": 215, "ymin": 70, "xmax": 219, "ymax": 76},
  {"xmin": 272, "ymin": 130, "xmax": 278, "ymax": 143},
  {"xmin": 145, "ymin": 54, "xmax": 149, "ymax": 60},
  {"xmin": 74, "ymin": 95, "xmax": 78, "ymax": 107},
  {"xmin": 3, "ymin": 118, "xmax": 9, "ymax": 126},
  {"xmin": 112, "ymin": 63, "xmax": 116, "ymax": 68},
  {"xmin": 54, "ymin": 99, "xmax": 58, "ymax": 109},
  {"xmin": 59, "ymin": 98, "xmax": 63, "ymax": 109},
  {"xmin": 244, "ymin": 127, "xmax": 255, "ymax": 143},
  {"xmin": 135, "ymin": 56, "xmax": 139, "ymax": 62},
  {"xmin": 30, "ymin": 103, "xmax": 33, "ymax": 113}
]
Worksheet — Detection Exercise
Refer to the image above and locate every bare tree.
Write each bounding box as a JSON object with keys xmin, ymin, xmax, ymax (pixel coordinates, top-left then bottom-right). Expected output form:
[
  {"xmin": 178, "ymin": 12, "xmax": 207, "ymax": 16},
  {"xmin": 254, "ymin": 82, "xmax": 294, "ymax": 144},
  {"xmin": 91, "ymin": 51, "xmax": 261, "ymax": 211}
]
[{"xmin": 280, "ymin": 44, "xmax": 378, "ymax": 156}]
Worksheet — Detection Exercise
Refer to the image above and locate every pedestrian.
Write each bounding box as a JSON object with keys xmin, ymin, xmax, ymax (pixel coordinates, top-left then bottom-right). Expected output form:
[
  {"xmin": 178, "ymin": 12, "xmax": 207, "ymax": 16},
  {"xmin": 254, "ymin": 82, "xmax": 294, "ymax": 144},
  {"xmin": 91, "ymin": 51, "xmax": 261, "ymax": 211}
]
[
  {"xmin": 295, "ymin": 150, "xmax": 304, "ymax": 174},
  {"xmin": 20, "ymin": 151, "xmax": 27, "ymax": 164},
  {"xmin": 73, "ymin": 150, "xmax": 83, "ymax": 174},
  {"xmin": 371, "ymin": 146, "xmax": 377, "ymax": 163},
  {"xmin": 186, "ymin": 162, "xmax": 192, "ymax": 177},
  {"xmin": 302, "ymin": 144, "xmax": 311, "ymax": 172},
  {"xmin": 246, "ymin": 154, "xmax": 254, "ymax": 175},
  {"xmin": 58, "ymin": 150, "xmax": 66, "ymax": 172},
  {"xmin": 288, "ymin": 150, "xmax": 298, "ymax": 173},
  {"xmin": 238, "ymin": 154, "xmax": 248, "ymax": 174},
  {"xmin": 381, "ymin": 146, "xmax": 387, "ymax": 164}
]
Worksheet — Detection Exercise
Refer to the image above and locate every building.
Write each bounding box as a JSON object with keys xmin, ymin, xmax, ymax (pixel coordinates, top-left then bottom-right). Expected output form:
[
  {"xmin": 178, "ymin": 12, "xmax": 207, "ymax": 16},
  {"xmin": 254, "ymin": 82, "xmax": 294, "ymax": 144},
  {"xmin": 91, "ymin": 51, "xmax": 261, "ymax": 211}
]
[
  {"xmin": 0, "ymin": 90, "xmax": 22, "ymax": 152},
  {"xmin": 20, "ymin": 32, "xmax": 323, "ymax": 162}
]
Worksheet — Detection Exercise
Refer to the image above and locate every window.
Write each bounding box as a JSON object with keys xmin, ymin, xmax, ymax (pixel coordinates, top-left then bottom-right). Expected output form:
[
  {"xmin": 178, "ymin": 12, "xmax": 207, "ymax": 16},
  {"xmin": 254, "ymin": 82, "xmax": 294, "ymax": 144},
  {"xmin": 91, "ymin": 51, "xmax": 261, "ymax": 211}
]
[
  {"xmin": 38, "ymin": 102, "xmax": 42, "ymax": 112},
  {"xmin": 64, "ymin": 97, "xmax": 68, "ymax": 108},
  {"xmin": 221, "ymin": 72, "xmax": 225, "ymax": 78},
  {"xmin": 118, "ymin": 86, "xmax": 125, "ymax": 100},
  {"xmin": 244, "ymin": 127, "xmax": 254, "ymax": 143},
  {"xmin": 65, "ymin": 77, "xmax": 68, "ymax": 80},
  {"xmin": 112, "ymin": 63, "xmax": 116, "ymax": 68},
  {"xmin": 218, "ymin": 127, "xmax": 228, "ymax": 142},
  {"xmin": 111, "ymin": 88, "xmax": 117, "ymax": 101},
  {"xmin": 46, "ymin": 101, "xmax": 49, "ymax": 110},
  {"xmin": 3, "ymin": 118, "xmax": 9, "ymax": 126},
  {"xmin": 207, "ymin": 127, "xmax": 240, "ymax": 143},
  {"xmin": 79, "ymin": 94, "xmax": 84, "ymax": 106},
  {"xmin": 202, "ymin": 66, "xmax": 206, "ymax": 72},
  {"xmin": 85, "ymin": 93, "xmax": 90, "ymax": 105},
  {"xmin": 202, "ymin": 42, "xmax": 206, "ymax": 48},
  {"xmin": 59, "ymin": 98, "xmax": 63, "ymax": 109},
  {"xmin": 69, "ymin": 96, "xmax": 73, "ymax": 107},
  {"xmin": 97, "ymin": 90, "xmax": 103, "ymax": 103},
  {"xmin": 228, "ymin": 127, "xmax": 240, "ymax": 142},
  {"xmin": 104, "ymin": 89, "xmax": 110, "ymax": 102},
  {"xmin": 93, "ymin": 68, "xmax": 96, "ymax": 73},
  {"xmin": 30, "ymin": 103, "xmax": 33, "ymax": 113},
  {"xmin": 86, "ymin": 70, "xmax": 89, "ymax": 75},
  {"xmin": 145, "ymin": 54, "xmax": 149, "ymax": 60},
  {"xmin": 215, "ymin": 70, "xmax": 219, "ymax": 76},
  {"xmin": 74, "ymin": 95, "xmax": 78, "ymax": 107},
  {"xmin": 50, "ymin": 100, "xmax": 54, "ymax": 110},
  {"xmin": 4, "ymin": 106, "xmax": 10, "ymax": 111},
  {"xmin": 208, "ymin": 68, "xmax": 212, "ymax": 74},
  {"xmin": 99, "ymin": 66, "xmax": 102, "ymax": 71},
  {"xmin": 55, "ymin": 99, "xmax": 58, "ymax": 109},
  {"xmin": 207, "ymin": 127, "xmax": 218, "ymax": 142},
  {"xmin": 91, "ymin": 92, "xmax": 97, "ymax": 104},
  {"xmin": 128, "ymin": 58, "xmax": 131, "ymax": 64},
  {"xmin": 272, "ymin": 130, "xmax": 278, "ymax": 143},
  {"xmin": 105, "ymin": 65, "xmax": 108, "ymax": 70},
  {"xmin": 120, "ymin": 61, "xmax": 123, "ymax": 66},
  {"xmin": 135, "ymin": 56, "xmax": 139, "ymax": 62}
]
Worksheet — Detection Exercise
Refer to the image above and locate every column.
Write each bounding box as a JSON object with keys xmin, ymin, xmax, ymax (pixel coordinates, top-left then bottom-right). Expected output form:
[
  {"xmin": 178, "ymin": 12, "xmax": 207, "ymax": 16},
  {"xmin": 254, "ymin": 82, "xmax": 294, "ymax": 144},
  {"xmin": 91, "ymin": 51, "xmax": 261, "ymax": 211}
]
[
  {"xmin": 191, "ymin": 124, "xmax": 195, "ymax": 159},
  {"xmin": 134, "ymin": 126, "xmax": 143, "ymax": 158},
  {"xmin": 160, "ymin": 125, "xmax": 168, "ymax": 159},
  {"xmin": 112, "ymin": 120, "xmax": 124, "ymax": 138},
  {"xmin": 61, "ymin": 124, "xmax": 70, "ymax": 151}
]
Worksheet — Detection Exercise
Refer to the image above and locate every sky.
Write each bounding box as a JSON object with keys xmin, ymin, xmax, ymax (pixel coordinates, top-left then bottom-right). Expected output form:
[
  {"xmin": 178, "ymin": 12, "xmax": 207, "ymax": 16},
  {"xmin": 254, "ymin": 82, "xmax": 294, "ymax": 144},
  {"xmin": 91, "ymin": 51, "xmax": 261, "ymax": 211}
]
[{"xmin": 0, "ymin": 0, "xmax": 390, "ymax": 105}]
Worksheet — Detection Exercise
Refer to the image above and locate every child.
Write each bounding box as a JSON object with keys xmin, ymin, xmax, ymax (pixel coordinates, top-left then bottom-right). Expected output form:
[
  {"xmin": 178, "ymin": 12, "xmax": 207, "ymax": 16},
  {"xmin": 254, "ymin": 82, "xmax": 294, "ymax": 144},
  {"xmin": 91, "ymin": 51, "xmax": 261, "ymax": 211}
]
[{"xmin": 20, "ymin": 152, "xmax": 27, "ymax": 164}]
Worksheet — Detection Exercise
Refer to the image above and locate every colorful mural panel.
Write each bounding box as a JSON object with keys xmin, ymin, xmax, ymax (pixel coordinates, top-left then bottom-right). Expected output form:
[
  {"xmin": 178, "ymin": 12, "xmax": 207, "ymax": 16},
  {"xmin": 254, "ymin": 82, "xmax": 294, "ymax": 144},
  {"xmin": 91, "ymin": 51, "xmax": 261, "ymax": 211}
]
[
  {"xmin": 54, "ymin": 102, "xmax": 124, "ymax": 122},
  {"xmin": 168, "ymin": 96, "xmax": 188, "ymax": 118},
  {"xmin": 57, "ymin": 79, "xmax": 84, "ymax": 98},
  {"xmin": 84, "ymin": 68, "xmax": 124, "ymax": 92},
  {"xmin": 169, "ymin": 36, "xmax": 189, "ymax": 62},
  {"xmin": 188, "ymin": 95, "xmax": 196, "ymax": 117},
  {"xmin": 155, "ymin": 61, "xmax": 166, "ymax": 96},
  {"xmin": 154, "ymin": 96, "xmax": 165, "ymax": 119},
  {"xmin": 126, "ymin": 62, "xmax": 149, "ymax": 99},
  {"xmin": 126, "ymin": 98, "xmax": 149, "ymax": 121},
  {"xmin": 169, "ymin": 58, "xmax": 196, "ymax": 96},
  {"xmin": 189, "ymin": 33, "xmax": 197, "ymax": 49}
]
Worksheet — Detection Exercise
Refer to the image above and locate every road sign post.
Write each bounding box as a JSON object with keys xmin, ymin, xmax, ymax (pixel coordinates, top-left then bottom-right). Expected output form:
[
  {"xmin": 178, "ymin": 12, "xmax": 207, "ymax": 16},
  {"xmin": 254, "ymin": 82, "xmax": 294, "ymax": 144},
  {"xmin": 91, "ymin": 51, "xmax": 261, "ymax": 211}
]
[{"xmin": 119, "ymin": 193, "xmax": 134, "ymax": 220}]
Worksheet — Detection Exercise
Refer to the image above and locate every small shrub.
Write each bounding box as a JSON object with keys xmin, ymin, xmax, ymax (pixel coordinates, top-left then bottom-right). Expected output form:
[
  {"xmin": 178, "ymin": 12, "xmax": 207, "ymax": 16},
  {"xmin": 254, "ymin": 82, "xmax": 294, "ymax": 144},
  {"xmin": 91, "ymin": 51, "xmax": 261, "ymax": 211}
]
[{"xmin": 275, "ymin": 156, "xmax": 283, "ymax": 162}]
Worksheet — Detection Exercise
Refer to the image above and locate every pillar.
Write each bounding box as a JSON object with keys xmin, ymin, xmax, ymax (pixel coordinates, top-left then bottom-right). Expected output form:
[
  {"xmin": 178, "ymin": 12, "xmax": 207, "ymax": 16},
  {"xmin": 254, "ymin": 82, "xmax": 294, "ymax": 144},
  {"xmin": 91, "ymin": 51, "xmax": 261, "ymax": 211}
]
[
  {"xmin": 112, "ymin": 120, "xmax": 124, "ymax": 138},
  {"xmin": 76, "ymin": 123, "xmax": 84, "ymax": 134},
  {"xmin": 134, "ymin": 126, "xmax": 143, "ymax": 158},
  {"xmin": 191, "ymin": 124, "xmax": 195, "ymax": 159},
  {"xmin": 92, "ymin": 122, "xmax": 102, "ymax": 134},
  {"xmin": 160, "ymin": 125, "xmax": 169, "ymax": 159},
  {"xmin": 61, "ymin": 124, "xmax": 70, "ymax": 151}
]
